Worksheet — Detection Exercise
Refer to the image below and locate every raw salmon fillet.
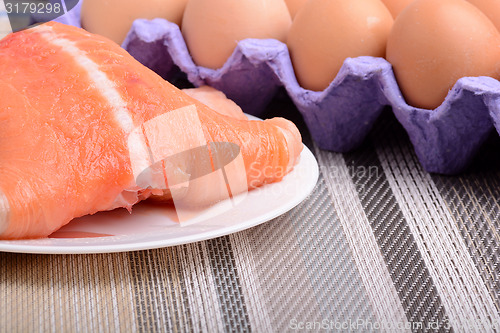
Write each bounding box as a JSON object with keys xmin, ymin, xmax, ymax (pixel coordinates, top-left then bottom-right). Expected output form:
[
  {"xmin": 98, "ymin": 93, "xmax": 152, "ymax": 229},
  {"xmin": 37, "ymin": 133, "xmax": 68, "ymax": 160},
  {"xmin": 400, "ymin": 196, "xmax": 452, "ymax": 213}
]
[
  {"xmin": 183, "ymin": 86, "xmax": 248, "ymax": 121},
  {"xmin": 0, "ymin": 22, "xmax": 302, "ymax": 239}
]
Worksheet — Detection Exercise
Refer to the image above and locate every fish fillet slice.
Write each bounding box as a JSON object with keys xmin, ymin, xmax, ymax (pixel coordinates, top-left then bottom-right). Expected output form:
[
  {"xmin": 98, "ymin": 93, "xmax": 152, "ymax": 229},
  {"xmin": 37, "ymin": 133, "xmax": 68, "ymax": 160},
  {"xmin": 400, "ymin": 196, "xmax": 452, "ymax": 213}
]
[{"xmin": 0, "ymin": 22, "xmax": 302, "ymax": 239}]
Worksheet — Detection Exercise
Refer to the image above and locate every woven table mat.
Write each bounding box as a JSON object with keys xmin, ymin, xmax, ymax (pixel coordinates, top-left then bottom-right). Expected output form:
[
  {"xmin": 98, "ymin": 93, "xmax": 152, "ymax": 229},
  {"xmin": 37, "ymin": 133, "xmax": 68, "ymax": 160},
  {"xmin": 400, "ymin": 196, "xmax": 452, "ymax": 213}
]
[{"xmin": 1, "ymin": 105, "xmax": 500, "ymax": 332}]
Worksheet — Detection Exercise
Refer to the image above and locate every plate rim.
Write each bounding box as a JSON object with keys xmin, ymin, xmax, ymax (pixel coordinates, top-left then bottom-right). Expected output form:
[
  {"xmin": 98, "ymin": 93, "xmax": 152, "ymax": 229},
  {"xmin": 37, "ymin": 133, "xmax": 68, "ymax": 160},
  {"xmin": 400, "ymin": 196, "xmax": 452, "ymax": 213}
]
[{"xmin": 0, "ymin": 145, "xmax": 318, "ymax": 254}]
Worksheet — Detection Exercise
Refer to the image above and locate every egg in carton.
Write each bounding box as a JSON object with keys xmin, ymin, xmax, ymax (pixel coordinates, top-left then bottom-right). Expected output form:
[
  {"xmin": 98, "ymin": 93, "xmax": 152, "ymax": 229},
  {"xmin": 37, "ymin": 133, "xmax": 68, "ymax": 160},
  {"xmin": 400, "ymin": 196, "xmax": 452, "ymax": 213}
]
[{"xmin": 54, "ymin": 1, "xmax": 500, "ymax": 175}]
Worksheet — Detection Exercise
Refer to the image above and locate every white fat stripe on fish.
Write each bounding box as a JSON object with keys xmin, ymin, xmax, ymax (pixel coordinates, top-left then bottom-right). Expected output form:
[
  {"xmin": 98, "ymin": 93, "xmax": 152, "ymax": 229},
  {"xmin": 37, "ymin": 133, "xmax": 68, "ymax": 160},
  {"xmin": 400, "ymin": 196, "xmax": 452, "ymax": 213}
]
[
  {"xmin": 34, "ymin": 25, "xmax": 141, "ymax": 210},
  {"xmin": 37, "ymin": 25, "xmax": 135, "ymax": 134},
  {"xmin": 0, "ymin": 189, "xmax": 9, "ymax": 234}
]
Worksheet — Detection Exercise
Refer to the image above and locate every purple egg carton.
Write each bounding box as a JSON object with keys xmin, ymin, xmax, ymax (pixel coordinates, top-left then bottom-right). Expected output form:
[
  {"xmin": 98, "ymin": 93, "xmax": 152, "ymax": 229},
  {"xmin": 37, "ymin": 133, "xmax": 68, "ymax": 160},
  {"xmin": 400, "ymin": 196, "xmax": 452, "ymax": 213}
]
[{"xmin": 56, "ymin": 2, "xmax": 500, "ymax": 175}]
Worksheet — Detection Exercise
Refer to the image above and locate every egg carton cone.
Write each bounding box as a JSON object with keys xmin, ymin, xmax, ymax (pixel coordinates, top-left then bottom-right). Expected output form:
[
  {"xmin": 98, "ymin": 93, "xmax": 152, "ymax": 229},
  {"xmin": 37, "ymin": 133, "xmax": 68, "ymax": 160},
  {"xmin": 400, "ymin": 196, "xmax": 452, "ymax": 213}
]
[{"xmin": 52, "ymin": 3, "xmax": 500, "ymax": 175}]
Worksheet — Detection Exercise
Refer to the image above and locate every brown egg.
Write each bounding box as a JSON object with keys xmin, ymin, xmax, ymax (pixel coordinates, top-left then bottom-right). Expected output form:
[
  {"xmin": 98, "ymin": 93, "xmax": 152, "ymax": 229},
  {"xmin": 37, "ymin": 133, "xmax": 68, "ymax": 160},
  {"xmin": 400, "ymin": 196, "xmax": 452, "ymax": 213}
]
[
  {"xmin": 380, "ymin": 0, "xmax": 414, "ymax": 18},
  {"xmin": 81, "ymin": 0, "xmax": 188, "ymax": 45},
  {"xmin": 287, "ymin": 0, "xmax": 393, "ymax": 91},
  {"xmin": 386, "ymin": 0, "xmax": 500, "ymax": 109},
  {"xmin": 285, "ymin": 0, "xmax": 308, "ymax": 19},
  {"xmin": 468, "ymin": 0, "xmax": 500, "ymax": 32},
  {"xmin": 182, "ymin": 0, "xmax": 291, "ymax": 69}
]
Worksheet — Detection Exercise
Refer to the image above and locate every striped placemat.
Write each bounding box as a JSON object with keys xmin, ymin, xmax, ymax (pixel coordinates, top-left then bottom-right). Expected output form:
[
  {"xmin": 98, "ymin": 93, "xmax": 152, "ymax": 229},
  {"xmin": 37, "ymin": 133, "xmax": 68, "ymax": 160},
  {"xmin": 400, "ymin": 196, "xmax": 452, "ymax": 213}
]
[{"xmin": 1, "ymin": 105, "xmax": 500, "ymax": 332}]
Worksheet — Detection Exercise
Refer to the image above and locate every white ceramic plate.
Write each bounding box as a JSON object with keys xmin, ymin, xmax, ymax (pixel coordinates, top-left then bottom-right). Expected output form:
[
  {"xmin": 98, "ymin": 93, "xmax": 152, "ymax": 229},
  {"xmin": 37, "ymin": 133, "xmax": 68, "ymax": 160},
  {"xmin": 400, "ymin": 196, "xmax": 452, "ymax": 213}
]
[{"xmin": 0, "ymin": 135, "xmax": 318, "ymax": 254}]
